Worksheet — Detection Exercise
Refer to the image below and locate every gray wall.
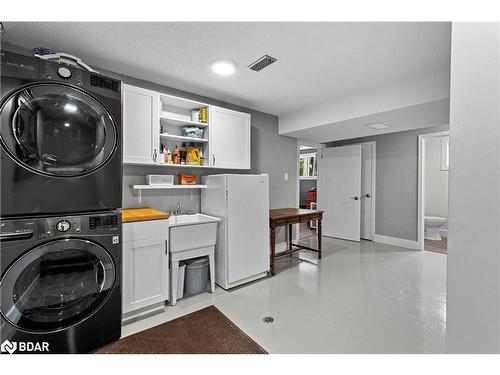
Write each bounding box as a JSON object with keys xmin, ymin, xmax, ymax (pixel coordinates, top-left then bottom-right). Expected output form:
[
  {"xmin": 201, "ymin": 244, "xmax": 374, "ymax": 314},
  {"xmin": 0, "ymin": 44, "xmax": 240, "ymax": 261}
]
[{"xmin": 326, "ymin": 125, "xmax": 449, "ymax": 241}]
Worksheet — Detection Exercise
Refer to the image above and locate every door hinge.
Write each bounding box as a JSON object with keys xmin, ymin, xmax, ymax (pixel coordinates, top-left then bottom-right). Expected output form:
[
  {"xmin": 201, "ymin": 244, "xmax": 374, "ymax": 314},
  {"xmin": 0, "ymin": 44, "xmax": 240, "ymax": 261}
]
[{"xmin": 225, "ymin": 189, "xmax": 228, "ymax": 200}]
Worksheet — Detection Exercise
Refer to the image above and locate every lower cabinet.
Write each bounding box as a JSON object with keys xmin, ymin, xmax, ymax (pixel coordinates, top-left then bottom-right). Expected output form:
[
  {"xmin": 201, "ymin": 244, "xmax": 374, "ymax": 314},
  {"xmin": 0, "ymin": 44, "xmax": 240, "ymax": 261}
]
[{"xmin": 122, "ymin": 220, "xmax": 169, "ymax": 315}]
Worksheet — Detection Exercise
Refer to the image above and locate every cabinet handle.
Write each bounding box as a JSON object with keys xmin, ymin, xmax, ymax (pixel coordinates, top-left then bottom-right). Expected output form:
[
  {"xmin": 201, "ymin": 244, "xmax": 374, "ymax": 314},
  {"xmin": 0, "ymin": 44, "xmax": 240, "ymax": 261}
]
[
  {"xmin": 212, "ymin": 154, "xmax": 215, "ymax": 166},
  {"xmin": 153, "ymin": 149, "xmax": 157, "ymax": 162},
  {"xmin": 165, "ymin": 239, "xmax": 168, "ymax": 254}
]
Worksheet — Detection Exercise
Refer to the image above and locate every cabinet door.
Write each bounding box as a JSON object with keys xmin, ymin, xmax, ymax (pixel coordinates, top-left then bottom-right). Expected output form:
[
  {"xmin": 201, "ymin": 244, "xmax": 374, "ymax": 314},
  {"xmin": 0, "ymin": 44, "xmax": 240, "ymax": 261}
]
[
  {"xmin": 122, "ymin": 237, "xmax": 168, "ymax": 314},
  {"xmin": 123, "ymin": 84, "xmax": 160, "ymax": 164},
  {"xmin": 210, "ymin": 106, "xmax": 251, "ymax": 169}
]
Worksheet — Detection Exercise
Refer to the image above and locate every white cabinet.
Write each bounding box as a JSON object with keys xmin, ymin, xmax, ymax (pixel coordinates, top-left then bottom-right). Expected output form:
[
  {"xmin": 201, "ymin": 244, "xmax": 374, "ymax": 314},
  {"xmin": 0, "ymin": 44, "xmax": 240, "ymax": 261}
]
[
  {"xmin": 123, "ymin": 84, "xmax": 160, "ymax": 164},
  {"xmin": 122, "ymin": 85, "xmax": 252, "ymax": 169},
  {"xmin": 122, "ymin": 220, "xmax": 168, "ymax": 315},
  {"xmin": 210, "ymin": 106, "xmax": 251, "ymax": 169}
]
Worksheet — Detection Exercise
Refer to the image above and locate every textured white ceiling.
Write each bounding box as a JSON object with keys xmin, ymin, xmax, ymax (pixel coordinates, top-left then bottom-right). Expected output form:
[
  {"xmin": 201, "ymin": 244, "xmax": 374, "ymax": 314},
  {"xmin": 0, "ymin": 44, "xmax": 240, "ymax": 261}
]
[{"xmin": 2, "ymin": 22, "xmax": 451, "ymax": 116}]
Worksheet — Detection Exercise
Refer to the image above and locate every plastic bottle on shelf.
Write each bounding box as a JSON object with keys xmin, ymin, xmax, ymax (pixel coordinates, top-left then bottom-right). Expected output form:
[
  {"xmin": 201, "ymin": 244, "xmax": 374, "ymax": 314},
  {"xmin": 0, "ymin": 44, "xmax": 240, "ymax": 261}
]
[
  {"xmin": 180, "ymin": 143, "xmax": 187, "ymax": 165},
  {"xmin": 172, "ymin": 145, "xmax": 181, "ymax": 165},
  {"xmin": 199, "ymin": 107, "xmax": 208, "ymax": 123},
  {"xmin": 166, "ymin": 148, "xmax": 173, "ymax": 164},
  {"xmin": 159, "ymin": 143, "xmax": 165, "ymax": 164},
  {"xmin": 199, "ymin": 149, "xmax": 204, "ymax": 166}
]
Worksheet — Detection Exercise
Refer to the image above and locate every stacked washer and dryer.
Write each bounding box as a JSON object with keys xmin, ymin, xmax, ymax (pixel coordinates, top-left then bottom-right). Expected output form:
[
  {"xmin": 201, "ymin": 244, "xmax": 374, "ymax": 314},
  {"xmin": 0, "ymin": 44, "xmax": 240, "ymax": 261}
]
[{"xmin": 0, "ymin": 51, "xmax": 123, "ymax": 353}]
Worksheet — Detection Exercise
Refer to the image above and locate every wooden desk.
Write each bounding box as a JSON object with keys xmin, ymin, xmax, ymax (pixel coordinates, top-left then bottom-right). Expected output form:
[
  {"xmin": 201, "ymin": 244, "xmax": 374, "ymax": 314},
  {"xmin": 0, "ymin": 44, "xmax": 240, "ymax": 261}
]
[{"xmin": 269, "ymin": 208, "xmax": 323, "ymax": 275}]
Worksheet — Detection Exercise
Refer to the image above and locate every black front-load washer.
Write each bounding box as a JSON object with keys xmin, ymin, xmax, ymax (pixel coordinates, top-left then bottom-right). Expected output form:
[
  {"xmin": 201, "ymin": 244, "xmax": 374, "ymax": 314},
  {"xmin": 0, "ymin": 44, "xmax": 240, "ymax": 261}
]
[
  {"xmin": 0, "ymin": 211, "xmax": 121, "ymax": 354},
  {"xmin": 0, "ymin": 51, "xmax": 122, "ymax": 218}
]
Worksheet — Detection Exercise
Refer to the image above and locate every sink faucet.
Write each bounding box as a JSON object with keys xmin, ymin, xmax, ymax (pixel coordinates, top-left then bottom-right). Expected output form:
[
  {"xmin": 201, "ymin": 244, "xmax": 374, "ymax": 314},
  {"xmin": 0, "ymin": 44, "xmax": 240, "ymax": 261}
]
[{"xmin": 173, "ymin": 202, "xmax": 182, "ymax": 216}]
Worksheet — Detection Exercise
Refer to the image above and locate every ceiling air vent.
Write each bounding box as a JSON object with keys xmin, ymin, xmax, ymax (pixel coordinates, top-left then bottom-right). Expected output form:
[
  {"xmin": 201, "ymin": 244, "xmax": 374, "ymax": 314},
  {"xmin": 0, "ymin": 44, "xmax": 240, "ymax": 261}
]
[{"xmin": 248, "ymin": 55, "xmax": 277, "ymax": 72}]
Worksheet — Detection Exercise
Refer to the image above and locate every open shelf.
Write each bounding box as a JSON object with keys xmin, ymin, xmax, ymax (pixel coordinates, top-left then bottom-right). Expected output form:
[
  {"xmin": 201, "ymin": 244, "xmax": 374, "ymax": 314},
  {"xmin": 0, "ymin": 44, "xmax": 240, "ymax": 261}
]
[
  {"xmin": 159, "ymin": 93, "xmax": 209, "ymax": 110},
  {"xmin": 156, "ymin": 163, "xmax": 209, "ymax": 168},
  {"xmin": 132, "ymin": 184, "xmax": 207, "ymax": 190},
  {"xmin": 124, "ymin": 162, "xmax": 211, "ymax": 168},
  {"xmin": 159, "ymin": 133, "xmax": 208, "ymax": 143},
  {"xmin": 160, "ymin": 114, "xmax": 208, "ymax": 127}
]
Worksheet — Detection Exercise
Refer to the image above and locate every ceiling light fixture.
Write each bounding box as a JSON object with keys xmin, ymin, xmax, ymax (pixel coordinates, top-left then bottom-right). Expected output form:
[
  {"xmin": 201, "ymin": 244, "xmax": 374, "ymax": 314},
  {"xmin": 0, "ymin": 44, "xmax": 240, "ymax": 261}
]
[
  {"xmin": 211, "ymin": 60, "xmax": 236, "ymax": 76},
  {"xmin": 366, "ymin": 123, "xmax": 390, "ymax": 130}
]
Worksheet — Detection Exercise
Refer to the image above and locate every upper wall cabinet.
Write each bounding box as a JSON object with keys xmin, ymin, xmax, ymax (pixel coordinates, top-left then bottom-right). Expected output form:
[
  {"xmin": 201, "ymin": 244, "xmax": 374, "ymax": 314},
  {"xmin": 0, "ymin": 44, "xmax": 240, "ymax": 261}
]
[
  {"xmin": 210, "ymin": 106, "xmax": 251, "ymax": 170},
  {"xmin": 122, "ymin": 84, "xmax": 251, "ymax": 169},
  {"xmin": 123, "ymin": 84, "xmax": 160, "ymax": 164}
]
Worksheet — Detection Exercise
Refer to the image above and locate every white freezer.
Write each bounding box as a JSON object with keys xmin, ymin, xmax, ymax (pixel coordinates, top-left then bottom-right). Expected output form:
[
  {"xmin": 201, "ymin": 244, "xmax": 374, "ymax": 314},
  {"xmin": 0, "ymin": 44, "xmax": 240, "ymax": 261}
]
[{"xmin": 201, "ymin": 174, "xmax": 270, "ymax": 289}]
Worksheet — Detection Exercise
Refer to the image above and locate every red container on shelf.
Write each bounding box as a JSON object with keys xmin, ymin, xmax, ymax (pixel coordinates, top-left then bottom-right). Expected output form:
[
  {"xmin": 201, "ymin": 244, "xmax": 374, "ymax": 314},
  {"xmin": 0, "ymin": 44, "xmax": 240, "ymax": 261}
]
[
  {"xmin": 305, "ymin": 188, "xmax": 317, "ymax": 209},
  {"xmin": 178, "ymin": 174, "xmax": 197, "ymax": 185}
]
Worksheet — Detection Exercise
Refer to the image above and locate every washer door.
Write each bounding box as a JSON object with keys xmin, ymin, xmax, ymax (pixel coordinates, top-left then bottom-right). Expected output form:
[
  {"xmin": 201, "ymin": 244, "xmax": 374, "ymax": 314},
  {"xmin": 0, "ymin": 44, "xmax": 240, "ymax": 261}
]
[
  {"xmin": 0, "ymin": 239, "xmax": 116, "ymax": 332},
  {"xmin": 0, "ymin": 83, "xmax": 117, "ymax": 177}
]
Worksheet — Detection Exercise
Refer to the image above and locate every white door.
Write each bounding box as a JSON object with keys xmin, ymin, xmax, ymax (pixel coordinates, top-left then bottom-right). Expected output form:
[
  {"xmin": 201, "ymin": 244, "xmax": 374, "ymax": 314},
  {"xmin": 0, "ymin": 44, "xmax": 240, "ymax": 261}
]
[
  {"xmin": 123, "ymin": 84, "xmax": 160, "ymax": 164},
  {"xmin": 360, "ymin": 142, "xmax": 375, "ymax": 240},
  {"xmin": 226, "ymin": 174, "xmax": 270, "ymax": 284},
  {"xmin": 319, "ymin": 145, "xmax": 362, "ymax": 241},
  {"xmin": 210, "ymin": 106, "xmax": 251, "ymax": 169},
  {"xmin": 122, "ymin": 237, "xmax": 168, "ymax": 314}
]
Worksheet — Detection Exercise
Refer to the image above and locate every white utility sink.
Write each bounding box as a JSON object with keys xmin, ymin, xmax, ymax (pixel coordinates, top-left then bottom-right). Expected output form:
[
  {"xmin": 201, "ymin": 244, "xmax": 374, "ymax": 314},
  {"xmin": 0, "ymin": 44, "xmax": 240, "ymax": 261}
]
[
  {"xmin": 168, "ymin": 214, "xmax": 221, "ymax": 254},
  {"xmin": 168, "ymin": 213, "xmax": 220, "ymax": 227}
]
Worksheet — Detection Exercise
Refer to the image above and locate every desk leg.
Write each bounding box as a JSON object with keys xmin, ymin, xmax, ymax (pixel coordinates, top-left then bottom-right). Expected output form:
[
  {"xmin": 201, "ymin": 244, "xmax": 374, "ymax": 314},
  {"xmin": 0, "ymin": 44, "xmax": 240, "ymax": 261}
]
[
  {"xmin": 317, "ymin": 219, "xmax": 322, "ymax": 259},
  {"xmin": 288, "ymin": 224, "xmax": 293, "ymax": 254},
  {"xmin": 270, "ymin": 226, "xmax": 276, "ymax": 276}
]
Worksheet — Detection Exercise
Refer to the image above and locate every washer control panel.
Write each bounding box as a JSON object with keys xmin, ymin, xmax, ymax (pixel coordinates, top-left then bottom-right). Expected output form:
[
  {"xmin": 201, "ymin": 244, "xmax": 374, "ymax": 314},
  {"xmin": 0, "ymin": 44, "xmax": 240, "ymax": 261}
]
[
  {"xmin": 1, "ymin": 211, "xmax": 121, "ymax": 242},
  {"xmin": 40, "ymin": 217, "xmax": 81, "ymax": 238}
]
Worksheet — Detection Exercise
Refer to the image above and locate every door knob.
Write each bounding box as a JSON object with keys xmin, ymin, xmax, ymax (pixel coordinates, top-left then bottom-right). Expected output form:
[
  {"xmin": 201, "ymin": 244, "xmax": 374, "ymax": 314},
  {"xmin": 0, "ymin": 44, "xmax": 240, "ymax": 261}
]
[
  {"xmin": 351, "ymin": 196, "xmax": 359, "ymax": 200},
  {"xmin": 363, "ymin": 194, "xmax": 371, "ymax": 198}
]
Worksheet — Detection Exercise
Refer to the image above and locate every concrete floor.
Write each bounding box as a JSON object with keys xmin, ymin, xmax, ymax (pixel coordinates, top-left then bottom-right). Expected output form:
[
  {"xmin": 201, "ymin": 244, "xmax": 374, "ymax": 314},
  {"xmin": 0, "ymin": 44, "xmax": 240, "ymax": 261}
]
[{"xmin": 123, "ymin": 237, "xmax": 447, "ymax": 353}]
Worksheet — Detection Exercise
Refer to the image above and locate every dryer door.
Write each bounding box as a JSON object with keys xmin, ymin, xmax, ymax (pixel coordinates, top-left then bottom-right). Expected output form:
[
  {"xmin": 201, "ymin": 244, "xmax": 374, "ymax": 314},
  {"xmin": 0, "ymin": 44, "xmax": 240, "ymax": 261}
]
[
  {"xmin": 0, "ymin": 83, "xmax": 117, "ymax": 177},
  {"xmin": 0, "ymin": 238, "xmax": 116, "ymax": 332}
]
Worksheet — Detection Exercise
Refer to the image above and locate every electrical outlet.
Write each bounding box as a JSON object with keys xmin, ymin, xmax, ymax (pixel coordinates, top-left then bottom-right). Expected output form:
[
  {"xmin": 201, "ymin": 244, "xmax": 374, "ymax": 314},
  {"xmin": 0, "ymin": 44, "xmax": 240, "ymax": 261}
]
[{"xmin": 284, "ymin": 173, "xmax": 289, "ymax": 181}]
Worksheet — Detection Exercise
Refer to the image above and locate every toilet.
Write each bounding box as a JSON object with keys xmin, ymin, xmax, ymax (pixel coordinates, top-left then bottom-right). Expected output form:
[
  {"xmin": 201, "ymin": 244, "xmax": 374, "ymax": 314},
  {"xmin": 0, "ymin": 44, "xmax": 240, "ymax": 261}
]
[{"xmin": 424, "ymin": 216, "xmax": 447, "ymax": 240}]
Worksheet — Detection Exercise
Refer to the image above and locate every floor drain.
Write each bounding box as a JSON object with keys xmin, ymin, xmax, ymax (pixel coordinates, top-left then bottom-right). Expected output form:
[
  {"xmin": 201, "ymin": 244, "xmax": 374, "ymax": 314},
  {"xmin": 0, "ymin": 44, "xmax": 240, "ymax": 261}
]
[{"xmin": 262, "ymin": 316, "xmax": 274, "ymax": 323}]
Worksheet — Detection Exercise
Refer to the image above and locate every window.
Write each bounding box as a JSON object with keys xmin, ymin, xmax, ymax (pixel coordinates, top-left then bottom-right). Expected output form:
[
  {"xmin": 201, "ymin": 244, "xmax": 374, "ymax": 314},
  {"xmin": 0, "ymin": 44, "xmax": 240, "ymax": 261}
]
[
  {"xmin": 441, "ymin": 136, "xmax": 450, "ymax": 171},
  {"xmin": 299, "ymin": 152, "xmax": 317, "ymax": 179}
]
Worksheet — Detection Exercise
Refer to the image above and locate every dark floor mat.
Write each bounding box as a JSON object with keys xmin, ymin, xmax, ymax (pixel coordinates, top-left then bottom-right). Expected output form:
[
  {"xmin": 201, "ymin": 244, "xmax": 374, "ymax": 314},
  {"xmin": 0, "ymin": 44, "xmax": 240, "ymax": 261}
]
[{"xmin": 96, "ymin": 305, "xmax": 267, "ymax": 354}]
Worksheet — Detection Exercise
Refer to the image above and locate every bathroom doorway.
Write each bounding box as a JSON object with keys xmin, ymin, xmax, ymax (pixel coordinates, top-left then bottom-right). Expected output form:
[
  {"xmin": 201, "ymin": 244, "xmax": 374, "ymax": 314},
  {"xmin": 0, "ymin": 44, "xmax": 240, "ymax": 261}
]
[{"xmin": 418, "ymin": 131, "xmax": 450, "ymax": 254}]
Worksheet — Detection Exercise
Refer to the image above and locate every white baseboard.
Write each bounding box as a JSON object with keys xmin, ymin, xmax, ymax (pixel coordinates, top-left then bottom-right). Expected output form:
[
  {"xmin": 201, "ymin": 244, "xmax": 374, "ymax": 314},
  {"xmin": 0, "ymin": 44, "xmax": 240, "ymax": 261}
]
[{"xmin": 373, "ymin": 234, "xmax": 419, "ymax": 250}]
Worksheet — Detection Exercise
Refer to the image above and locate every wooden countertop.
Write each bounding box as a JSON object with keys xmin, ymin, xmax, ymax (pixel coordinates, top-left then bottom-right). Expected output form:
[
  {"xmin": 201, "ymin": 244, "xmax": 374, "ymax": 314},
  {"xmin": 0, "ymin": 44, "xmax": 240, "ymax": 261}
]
[{"xmin": 122, "ymin": 208, "xmax": 170, "ymax": 223}]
